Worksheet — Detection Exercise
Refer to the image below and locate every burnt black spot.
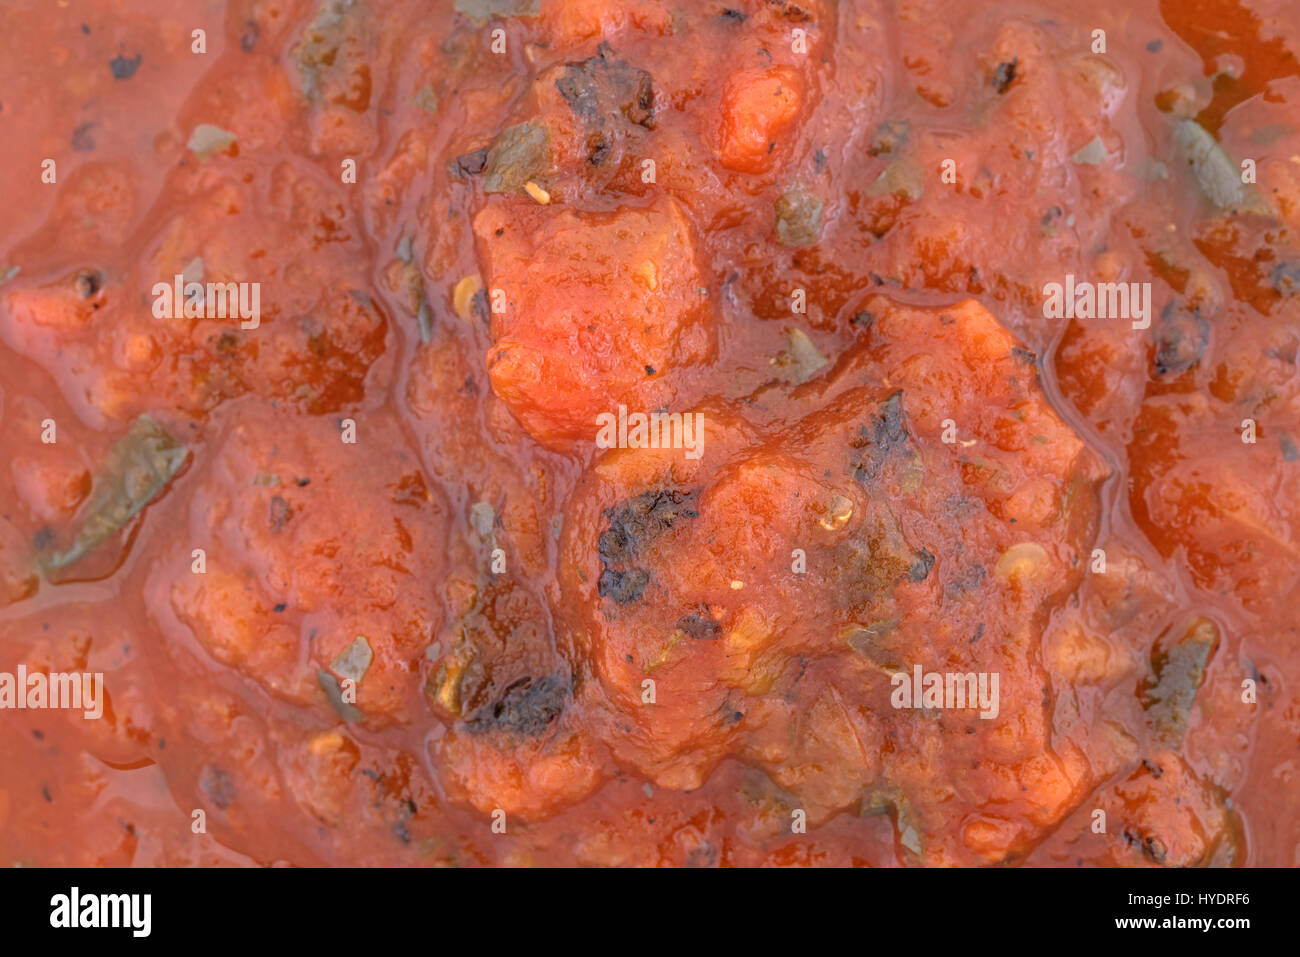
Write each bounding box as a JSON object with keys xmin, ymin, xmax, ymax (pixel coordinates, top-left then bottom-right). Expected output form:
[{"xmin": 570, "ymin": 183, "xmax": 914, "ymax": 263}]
[
  {"xmin": 765, "ymin": 0, "xmax": 813, "ymax": 21},
  {"xmin": 1154, "ymin": 300, "xmax": 1210, "ymax": 377},
  {"xmin": 464, "ymin": 675, "xmax": 567, "ymax": 738},
  {"xmin": 677, "ymin": 609, "xmax": 722, "ymax": 639},
  {"xmin": 644, "ymin": 364, "xmax": 656, "ymax": 376},
  {"xmin": 909, "ymin": 548, "xmax": 935, "ymax": 583},
  {"xmin": 686, "ymin": 841, "xmax": 720, "ymax": 867},
  {"xmin": 875, "ymin": 391, "xmax": 906, "ymax": 447},
  {"xmin": 74, "ymin": 270, "xmax": 102, "ymax": 298},
  {"xmin": 1146, "ymin": 39, "xmax": 1163, "ymax": 53},
  {"xmin": 586, "ymin": 131, "xmax": 611, "ymax": 165},
  {"xmin": 868, "ymin": 120, "xmax": 910, "ymax": 157},
  {"xmin": 200, "ymin": 766, "xmax": 236, "ymax": 811},
  {"xmin": 851, "ymin": 391, "xmax": 909, "ymax": 484},
  {"xmin": 110, "ymin": 53, "xmax": 141, "ymax": 80},
  {"xmin": 598, "ymin": 488, "xmax": 699, "ymax": 566},
  {"xmin": 1271, "ymin": 261, "xmax": 1300, "ymax": 297},
  {"xmin": 454, "ymin": 147, "xmax": 489, "ymax": 177},
  {"xmin": 1011, "ymin": 346, "xmax": 1037, "ymax": 365},
  {"xmin": 850, "ymin": 309, "xmax": 876, "ymax": 328},
  {"xmin": 241, "ymin": 21, "xmax": 260, "ymax": 53},
  {"xmin": 268, "ymin": 495, "xmax": 292, "ymax": 532},
  {"xmin": 273, "ymin": 602, "xmax": 287, "ymax": 613},
  {"xmin": 556, "ymin": 52, "xmax": 655, "ymax": 132},
  {"xmin": 597, "ymin": 488, "xmax": 698, "ymax": 605},
  {"xmin": 720, "ymin": 8, "xmax": 746, "ymax": 21},
  {"xmin": 993, "ymin": 58, "xmax": 1019, "ymax": 94},
  {"xmin": 71, "ymin": 123, "xmax": 96, "ymax": 152},
  {"xmin": 945, "ymin": 563, "xmax": 987, "ymax": 599},
  {"xmin": 598, "ymin": 567, "xmax": 650, "ymax": 603},
  {"xmin": 1125, "ymin": 828, "xmax": 1169, "ymax": 866}
]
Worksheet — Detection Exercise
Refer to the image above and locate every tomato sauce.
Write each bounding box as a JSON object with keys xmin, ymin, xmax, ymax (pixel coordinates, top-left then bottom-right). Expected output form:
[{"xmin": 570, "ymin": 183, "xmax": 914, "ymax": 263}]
[{"xmin": 0, "ymin": 0, "xmax": 1296, "ymax": 866}]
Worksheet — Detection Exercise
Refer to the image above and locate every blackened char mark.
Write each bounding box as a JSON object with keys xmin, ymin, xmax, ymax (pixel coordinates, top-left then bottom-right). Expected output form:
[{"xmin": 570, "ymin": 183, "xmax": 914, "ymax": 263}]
[
  {"xmin": 765, "ymin": 0, "xmax": 814, "ymax": 22},
  {"xmin": 464, "ymin": 674, "xmax": 567, "ymax": 737},
  {"xmin": 556, "ymin": 49, "xmax": 656, "ymax": 134},
  {"xmin": 908, "ymin": 548, "xmax": 935, "ymax": 583},
  {"xmin": 851, "ymin": 390, "xmax": 909, "ymax": 485},
  {"xmin": 993, "ymin": 58, "xmax": 1019, "ymax": 94},
  {"xmin": 1272, "ymin": 261, "xmax": 1300, "ymax": 297},
  {"xmin": 1153, "ymin": 299, "xmax": 1210, "ymax": 377},
  {"xmin": 677, "ymin": 607, "xmax": 722, "ymax": 639},
  {"xmin": 598, "ymin": 567, "xmax": 650, "ymax": 603},
  {"xmin": 596, "ymin": 487, "xmax": 699, "ymax": 604},
  {"xmin": 598, "ymin": 488, "xmax": 698, "ymax": 564}
]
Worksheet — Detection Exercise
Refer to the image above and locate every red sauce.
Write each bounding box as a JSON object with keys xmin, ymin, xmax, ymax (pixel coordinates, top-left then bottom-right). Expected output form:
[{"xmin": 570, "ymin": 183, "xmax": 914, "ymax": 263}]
[{"xmin": 0, "ymin": 0, "xmax": 1296, "ymax": 866}]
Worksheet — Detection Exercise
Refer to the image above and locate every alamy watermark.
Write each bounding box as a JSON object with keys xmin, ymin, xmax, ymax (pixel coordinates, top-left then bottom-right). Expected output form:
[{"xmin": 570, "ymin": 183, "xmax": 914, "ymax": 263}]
[
  {"xmin": 0, "ymin": 666, "xmax": 104, "ymax": 719},
  {"xmin": 152, "ymin": 274, "xmax": 260, "ymax": 329},
  {"xmin": 891, "ymin": 665, "xmax": 999, "ymax": 719},
  {"xmin": 1042, "ymin": 274, "xmax": 1151, "ymax": 330},
  {"xmin": 595, "ymin": 405, "xmax": 705, "ymax": 459}
]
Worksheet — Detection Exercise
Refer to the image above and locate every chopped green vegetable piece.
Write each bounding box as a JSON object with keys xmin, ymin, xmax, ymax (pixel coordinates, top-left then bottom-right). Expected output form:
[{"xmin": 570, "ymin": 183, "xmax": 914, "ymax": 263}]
[
  {"xmin": 1071, "ymin": 136, "xmax": 1106, "ymax": 165},
  {"xmin": 43, "ymin": 416, "xmax": 187, "ymax": 570},
  {"xmin": 412, "ymin": 84, "xmax": 438, "ymax": 113},
  {"xmin": 454, "ymin": 0, "xmax": 540, "ymax": 18},
  {"xmin": 395, "ymin": 233, "xmax": 414, "ymax": 264},
  {"xmin": 469, "ymin": 501, "xmax": 496, "ymax": 539},
  {"xmin": 772, "ymin": 328, "xmax": 827, "ymax": 385},
  {"xmin": 1135, "ymin": 159, "xmax": 1169, "ymax": 181},
  {"xmin": 331, "ymin": 635, "xmax": 374, "ymax": 684},
  {"xmin": 1140, "ymin": 617, "xmax": 1218, "ymax": 746},
  {"xmin": 860, "ymin": 787, "xmax": 924, "ymax": 859},
  {"xmin": 483, "ymin": 122, "xmax": 551, "ymax": 195},
  {"xmin": 868, "ymin": 120, "xmax": 910, "ymax": 157},
  {"xmin": 1173, "ymin": 119, "xmax": 1272, "ymax": 216},
  {"xmin": 416, "ymin": 298, "xmax": 432, "ymax": 344},
  {"xmin": 867, "ymin": 157, "xmax": 923, "ymax": 201},
  {"xmin": 188, "ymin": 123, "xmax": 237, "ymax": 159},
  {"xmin": 843, "ymin": 618, "xmax": 901, "ymax": 663},
  {"xmin": 775, "ymin": 188, "xmax": 824, "ymax": 247},
  {"xmin": 318, "ymin": 669, "xmax": 366, "ymax": 722}
]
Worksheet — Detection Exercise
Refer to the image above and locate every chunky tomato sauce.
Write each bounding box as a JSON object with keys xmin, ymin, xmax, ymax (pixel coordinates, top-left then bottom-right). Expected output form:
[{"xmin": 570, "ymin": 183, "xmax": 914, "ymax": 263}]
[{"xmin": 0, "ymin": 0, "xmax": 1297, "ymax": 867}]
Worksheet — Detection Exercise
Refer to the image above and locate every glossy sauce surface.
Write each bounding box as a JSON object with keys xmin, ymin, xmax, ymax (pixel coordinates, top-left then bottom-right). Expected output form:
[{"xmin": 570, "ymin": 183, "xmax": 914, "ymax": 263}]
[{"xmin": 0, "ymin": 0, "xmax": 1297, "ymax": 866}]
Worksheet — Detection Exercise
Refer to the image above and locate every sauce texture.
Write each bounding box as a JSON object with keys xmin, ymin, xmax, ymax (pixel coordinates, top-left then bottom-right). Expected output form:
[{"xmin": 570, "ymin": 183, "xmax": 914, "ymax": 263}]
[{"xmin": 0, "ymin": 0, "xmax": 1297, "ymax": 867}]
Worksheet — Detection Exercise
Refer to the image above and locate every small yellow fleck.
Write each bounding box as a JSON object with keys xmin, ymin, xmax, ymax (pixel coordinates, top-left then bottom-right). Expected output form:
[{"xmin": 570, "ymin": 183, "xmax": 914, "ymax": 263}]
[
  {"xmin": 309, "ymin": 730, "xmax": 346, "ymax": 755},
  {"xmin": 818, "ymin": 493, "xmax": 855, "ymax": 530},
  {"xmin": 730, "ymin": 579, "xmax": 745, "ymax": 590},
  {"xmin": 995, "ymin": 542, "xmax": 1050, "ymax": 583},
  {"xmin": 524, "ymin": 181, "xmax": 551, "ymax": 204},
  {"xmin": 634, "ymin": 260, "xmax": 658, "ymax": 291},
  {"xmin": 452, "ymin": 274, "xmax": 483, "ymax": 321}
]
